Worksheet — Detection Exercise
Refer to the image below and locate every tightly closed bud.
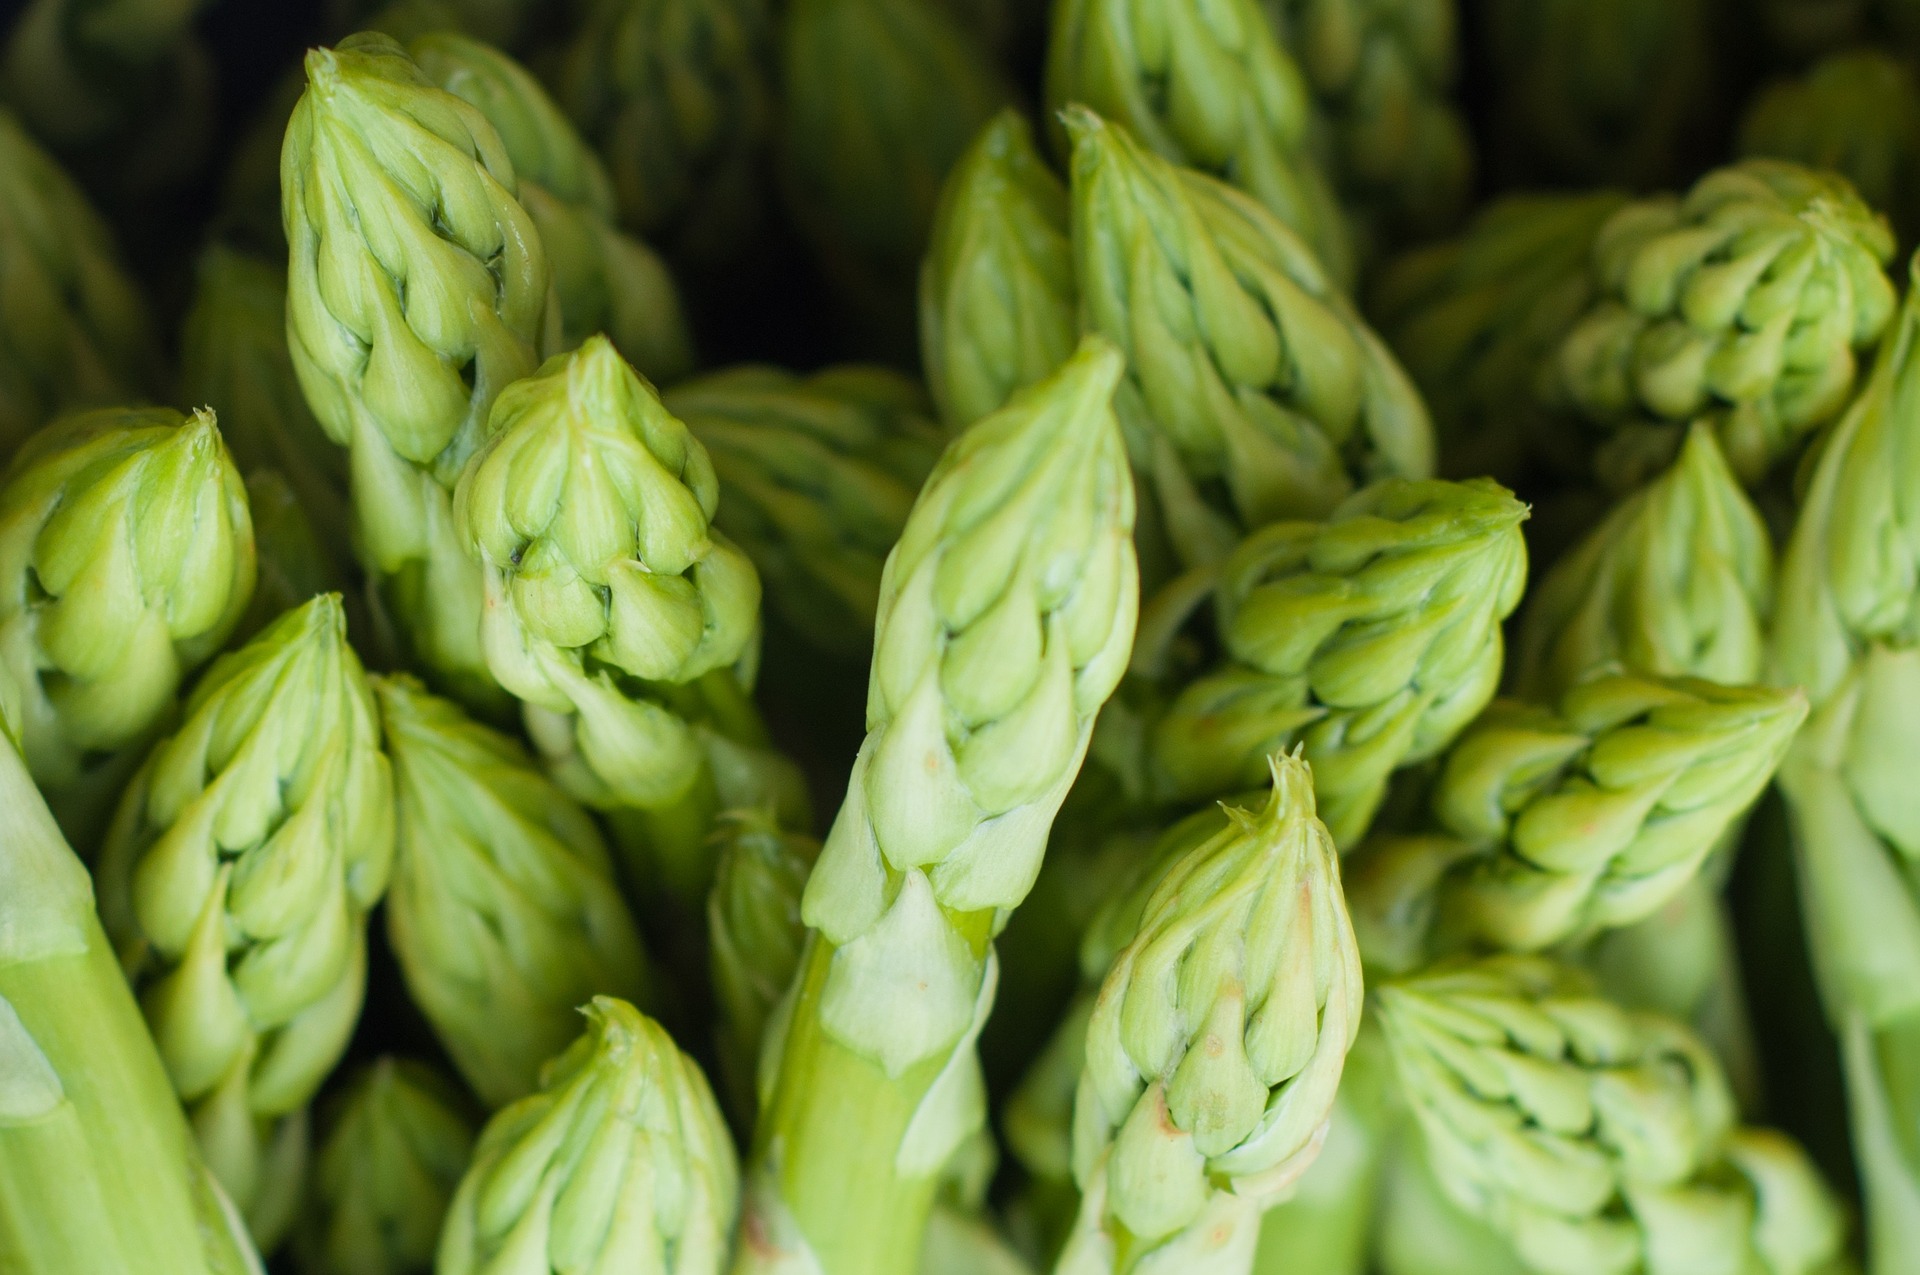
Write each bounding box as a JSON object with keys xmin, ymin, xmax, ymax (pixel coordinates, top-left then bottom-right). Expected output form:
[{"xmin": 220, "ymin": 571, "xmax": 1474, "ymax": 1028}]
[
  {"xmin": 438, "ymin": 997, "xmax": 739, "ymax": 1275},
  {"xmin": 1482, "ymin": 0, "xmax": 1723, "ymax": 190},
  {"xmin": 282, "ymin": 31, "xmax": 553, "ymax": 711},
  {"xmin": 1067, "ymin": 109, "xmax": 1434, "ymax": 567},
  {"xmin": 296, "ymin": 1058, "xmax": 477, "ymax": 1275},
  {"xmin": 799, "ymin": 335, "xmax": 1137, "ymax": 1075},
  {"xmin": 1153, "ymin": 476, "xmax": 1528, "ymax": 846},
  {"xmin": 1264, "ymin": 0, "xmax": 1475, "ymax": 249},
  {"xmin": 1059, "ymin": 754, "xmax": 1364, "ymax": 1273},
  {"xmin": 411, "ymin": 30, "xmax": 695, "ymax": 382},
  {"xmin": 548, "ymin": 0, "xmax": 773, "ymax": 267},
  {"xmin": 666, "ymin": 363, "xmax": 945, "ymax": 655},
  {"xmin": 0, "ymin": 109, "xmax": 161, "ymax": 453},
  {"xmin": 1741, "ymin": 49, "xmax": 1920, "ymax": 248},
  {"xmin": 1049, "ymin": 0, "xmax": 1353, "ymax": 285},
  {"xmin": 376, "ymin": 673, "xmax": 659, "ymax": 1110},
  {"xmin": 779, "ymin": 0, "xmax": 1012, "ymax": 337},
  {"xmin": 1377, "ymin": 955, "xmax": 1846, "ymax": 1275},
  {"xmin": 920, "ymin": 109, "xmax": 1077, "ymax": 431},
  {"xmin": 1372, "ymin": 190, "xmax": 1630, "ymax": 482},
  {"xmin": 455, "ymin": 336, "xmax": 766, "ymax": 811},
  {"xmin": 706, "ymin": 809, "xmax": 819, "ymax": 1126},
  {"xmin": 0, "ymin": 407, "xmax": 256, "ymax": 819},
  {"xmin": 180, "ymin": 245, "xmax": 350, "ymax": 568},
  {"xmin": 1549, "ymin": 160, "xmax": 1897, "ymax": 487},
  {"xmin": 1515, "ymin": 425, "xmax": 1773, "ymax": 702},
  {"xmin": 98, "ymin": 595, "xmax": 392, "ymax": 1247},
  {"xmin": 1434, "ymin": 674, "xmax": 1807, "ymax": 952}
]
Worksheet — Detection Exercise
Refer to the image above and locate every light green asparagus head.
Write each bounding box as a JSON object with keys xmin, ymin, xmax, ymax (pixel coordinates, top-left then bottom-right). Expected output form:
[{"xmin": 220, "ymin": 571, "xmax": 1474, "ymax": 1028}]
[
  {"xmin": 550, "ymin": 0, "xmax": 773, "ymax": 265},
  {"xmin": 1264, "ymin": 0, "xmax": 1474, "ymax": 248},
  {"xmin": 180, "ymin": 245, "xmax": 349, "ymax": 557},
  {"xmin": 409, "ymin": 29, "xmax": 696, "ymax": 380},
  {"xmin": 1514, "ymin": 425, "xmax": 1774, "ymax": 701},
  {"xmin": 1152, "ymin": 476, "xmax": 1528, "ymax": 845},
  {"xmin": 1551, "ymin": 160, "xmax": 1898, "ymax": 487},
  {"xmin": 1483, "ymin": 0, "xmax": 1722, "ymax": 190},
  {"xmin": 920, "ymin": 108, "xmax": 1076, "ymax": 431},
  {"xmin": 296, "ymin": 1058, "xmax": 477, "ymax": 1275},
  {"xmin": 0, "ymin": 406, "xmax": 256, "ymax": 794},
  {"xmin": 437, "ymin": 997, "xmax": 740, "ymax": 1275},
  {"xmin": 0, "ymin": 108, "xmax": 161, "ymax": 453},
  {"xmin": 375, "ymin": 673, "xmax": 658, "ymax": 1110},
  {"xmin": 1377, "ymin": 955, "xmax": 1846, "ymax": 1275},
  {"xmin": 97, "ymin": 594, "xmax": 391, "ymax": 1241},
  {"xmin": 799, "ymin": 335, "xmax": 1136, "ymax": 1087},
  {"xmin": 1372, "ymin": 190, "xmax": 1630, "ymax": 481},
  {"xmin": 665, "ymin": 363, "xmax": 945, "ymax": 655},
  {"xmin": 1741, "ymin": 49, "xmax": 1920, "ymax": 248},
  {"xmin": 1433, "ymin": 674, "xmax": 1808, "ymax": 952},
  {"xmin": 779, "ymin": 0, "xmax": 1013, "ymax": 332},
  {"xmin": 1048, "ymin": 0, "xmax": 1353, "ymax": 284},
  {"xmin": 1064, "ymin": 755, "xmax": 1363, "ymax": 1267},
  {"xmin": 454, "ymin": 335, "xmax": 760, "ymax": 808},
  {"xmin": 706, "ymin": 808, "xmax": 820, "ymax": 1126},
  {"xmin": 1067, "ymin": 108, "xmax": 1434, "ymax": 563},
  {"xmin": 1772, "ymin": 254, "xmax": 1920, "ymax": 709}
]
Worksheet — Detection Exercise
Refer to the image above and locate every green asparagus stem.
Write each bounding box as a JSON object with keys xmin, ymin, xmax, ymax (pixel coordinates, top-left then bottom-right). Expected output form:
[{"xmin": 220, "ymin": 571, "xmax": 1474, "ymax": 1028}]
[
  {"xmin": 779, "ymin": 0, "xmax": 1013, "ymax": 342},
  {"xmin": 548, "ymin": 0, "xmax": 774, "ymax": 268},
  {"xmin": 1740, "ymin": 49, "xmax": 1920, "ymax": 250},
  {"xmin": 281, "ymin": 31, "xmax": 555, "ymax": 715},
  {"xmin": 1262, "ymin": 0, "xmax": 1474, "ymax": 252},
  {"xmin": 1771, "ymin": 260, "xmax": 1920, "ymax": 1273},
  {"xmin": 410, "ymin": 30, "xmax": 696, "ymax": 383},
  {"xmin": 179, "ymin": 245, "xmax": 350, "ymax": 572},
  {"xmin": 1066, "ymin": 108, "xmax": 1433, "ymax": 571},
  {"xmin": 738, "ymin": 337, "xmax": 1137, "ymax": 1275},
  {"xmin": 1421, "ymin": 673, "xmax": 1806, "ymax": 954},
  {"xmin": 665, "ymin": 363, "xmax": 946, "ymax": 658},
  {"xmin": 1148, "ymin": 476, "xmax": 1527, "ymax": 846},
  {"xmin": 1547, "ymin": 160, "xmax": 1898, "ymax": 489},
  {"xmin": 375, "ymin": 672, "xmax": 660, "ymax": 1111},
  {"xmin": 1055, "ymin": 753, "xmax": 1364, "ymax": 1273},
  {"xmin": 921, "ymin": 109, "xmax": 1077, "ymax": 432},
  {"xmin": 294, "ymin": 1058, "xmax": 476, "ymax": 1275},
  {"xmin": 1481, "ymin": 0, "xmax": 1724, "ymax": 190},
  {"xmin": 454, "ymin": 335, "xmax": 807, "ymax": 917},
  {"xmin": 438, "ymin": 996, "xmax": 739, "ymax": 1275},
  {"xmin": 1514, "ymin": 425, "xmax": 1773, "ymax": 702},
  {"xmin": 706, "ymin": 809, "xmax": 820, "ymax": 1130},
  {"xmin": 1371, "ymin": 190, "xmax": 1629, "ymax": 483},
  {"xmin": 0, "ymin": 725, "xmax": 264, "ymax": 1275},
  {"xmin": 1047, "ymin": 0, "xmax": 1353, "ymax": 286},
  {"xmin": 0, "ymin": 406, "xmax": 256, "ymax": 847},
  {"xmin": 95, "ymin": 595, "xmax": 391, "ymax": 1250},
  {"xmin": 0, "ymin": 108, "xmax": 161, "ymax": 456},
  {"xmin": 1376, "ymin": 954, "xmax": 1848, "ymax": 1275}
]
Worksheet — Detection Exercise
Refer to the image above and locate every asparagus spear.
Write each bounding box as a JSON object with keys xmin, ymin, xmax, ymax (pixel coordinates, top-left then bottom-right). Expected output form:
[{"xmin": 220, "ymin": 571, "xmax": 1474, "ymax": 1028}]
[
  {"xmin": 739, "ymin": 337, "xmax": 1137, "ymax": 1274},
  {"xmin": 0, "ymin": 724, "xmax": 264, "ymax": 1274}
]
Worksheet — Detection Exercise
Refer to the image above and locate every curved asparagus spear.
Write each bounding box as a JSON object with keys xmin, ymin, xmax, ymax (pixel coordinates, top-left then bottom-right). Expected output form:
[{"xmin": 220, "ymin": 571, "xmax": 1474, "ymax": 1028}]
[
  {"xmin": 0, "ymin": 108, "xmax": 161, "ymax": 455},
  {"xmin": 281, "ymin": 31, "xmax": 554, "ymax": 714},
  {"xmin": 96, "ymin": 595, "xmax": 391, "ymax": 1249},
  {"xmin": 0, "ymin": 406, "xmax": 255, "ymax": 845},
  {"xmin": 438, "ymin": 996, "xmax": 739, "ymax": 1275},
  {"xmin": 0, "ymin": 726, "xmax": 264, "ymax": 1274},
  {"xmin": 376, "ymin": 673, "xmax": 659, "ymax": 1110},
  {"xmin": 921, "ymin": 109, "xmax": 1077, "ymax": 431},
  {"xmin": 294, "ymin": 1058, "xmax": 476, "ymax": 1275},
  {"xmin": 739, "ymin": 336, "xmax": 1138, "ymax": 1274}
]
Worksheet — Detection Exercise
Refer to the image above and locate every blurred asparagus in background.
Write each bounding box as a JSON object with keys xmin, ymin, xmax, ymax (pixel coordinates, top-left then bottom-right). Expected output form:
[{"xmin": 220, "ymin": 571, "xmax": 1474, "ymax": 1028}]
[{"xmin": 237, "ymin": 470, "xmax": 344, "ymax": 644}]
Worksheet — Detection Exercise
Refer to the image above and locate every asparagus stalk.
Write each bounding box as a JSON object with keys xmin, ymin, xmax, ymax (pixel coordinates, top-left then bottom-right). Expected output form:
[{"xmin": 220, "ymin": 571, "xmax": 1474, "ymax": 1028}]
[
  {"xmin": 739, "ymin": 337, "xmax": 1138, "ymax": 1274},
  {"xmin": 0, "ymin": 725, "xmax": 264, "ymax": 1274}
]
